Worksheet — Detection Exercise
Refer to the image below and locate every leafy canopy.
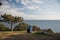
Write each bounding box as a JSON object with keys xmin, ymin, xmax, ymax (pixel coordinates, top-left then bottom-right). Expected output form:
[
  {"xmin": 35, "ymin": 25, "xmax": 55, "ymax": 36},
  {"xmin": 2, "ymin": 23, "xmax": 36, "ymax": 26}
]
[{"xmin": 1, "ymin": 14, "xmax": 23, "ymax": 23}]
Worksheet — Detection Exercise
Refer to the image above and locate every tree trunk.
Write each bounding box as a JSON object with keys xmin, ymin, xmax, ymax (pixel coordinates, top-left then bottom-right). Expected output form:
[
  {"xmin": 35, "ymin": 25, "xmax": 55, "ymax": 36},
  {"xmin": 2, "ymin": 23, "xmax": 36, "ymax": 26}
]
[{"xmin": 11, "ymin": 23, "xmax": 13, "ymax": 32}]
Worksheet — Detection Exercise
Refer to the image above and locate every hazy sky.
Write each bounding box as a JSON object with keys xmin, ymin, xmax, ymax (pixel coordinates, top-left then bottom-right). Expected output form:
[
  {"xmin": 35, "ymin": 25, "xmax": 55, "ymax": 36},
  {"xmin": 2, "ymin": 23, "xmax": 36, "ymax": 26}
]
[{"xmin": 0, "ymin": 0, "xmax": 60, "ymax": 20}]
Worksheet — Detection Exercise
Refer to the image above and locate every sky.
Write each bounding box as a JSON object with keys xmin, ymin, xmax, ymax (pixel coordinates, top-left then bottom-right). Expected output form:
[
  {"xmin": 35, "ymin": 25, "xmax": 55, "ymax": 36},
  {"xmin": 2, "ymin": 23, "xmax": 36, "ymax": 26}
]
[{"xmin": 0, "ymin": 0, "xmax": 60, "ymax": 20}]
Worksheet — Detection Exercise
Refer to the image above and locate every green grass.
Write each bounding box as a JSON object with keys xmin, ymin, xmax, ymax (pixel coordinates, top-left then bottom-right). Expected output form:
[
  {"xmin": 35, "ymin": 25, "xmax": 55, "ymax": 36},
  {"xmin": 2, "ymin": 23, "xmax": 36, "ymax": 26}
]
[
  {"xmin": 34, "ymin": 31, "xmax": 53, "ymax": 36},
  {"xmin": 0, "ymin": 31, "xmax": 27, "ymax": 39}
]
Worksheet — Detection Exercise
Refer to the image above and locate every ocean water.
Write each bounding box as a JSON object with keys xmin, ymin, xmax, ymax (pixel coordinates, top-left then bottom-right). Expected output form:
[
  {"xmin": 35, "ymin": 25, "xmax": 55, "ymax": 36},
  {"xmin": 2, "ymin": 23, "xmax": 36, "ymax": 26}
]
[{"xmin": 24, "ymin": 20, "xmax": 60, "ymax": 33}]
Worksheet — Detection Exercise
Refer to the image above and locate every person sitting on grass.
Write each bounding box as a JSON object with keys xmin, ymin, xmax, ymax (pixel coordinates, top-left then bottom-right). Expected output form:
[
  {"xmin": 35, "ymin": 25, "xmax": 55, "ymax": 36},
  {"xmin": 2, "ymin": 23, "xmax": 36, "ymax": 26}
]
[{"xmin": 27, "ymin": 25, "xmax": 32, "ymax": 33}]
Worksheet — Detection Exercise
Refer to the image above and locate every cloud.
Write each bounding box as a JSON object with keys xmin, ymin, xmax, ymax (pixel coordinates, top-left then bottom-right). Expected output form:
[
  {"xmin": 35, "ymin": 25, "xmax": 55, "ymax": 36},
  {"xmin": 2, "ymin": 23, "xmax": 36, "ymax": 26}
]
[
  {"xmin": 0, "ymin": 0, "xmax": 24, "ymax": 16},
  {"xmin": 0, "ymin": 5, "xmax": 39, "ymax": 20},
  {"xmin": 32, "ymin": 0, "xmax": 43, "ymax": 4},
  {"xmin": 21, "ymin": 0, "xmax": 40, "ymax": 10},
  {"xmin": 0, "ymin": 5, "xmax": 24, "ymax": 16},
  {"xmin": 0, "ymin": 1, "xmax": 39, "ymax": 20},
  {"xmin": 0, "ymin": 2, "xmax": 43, "ymax": 20},
  {"xmin": 0, "ymin": 5, "xmax": 40, "ymax": 20},
  {"xmin": 21, "ymin": 0, "xmax": 43, "ymax": 4}
]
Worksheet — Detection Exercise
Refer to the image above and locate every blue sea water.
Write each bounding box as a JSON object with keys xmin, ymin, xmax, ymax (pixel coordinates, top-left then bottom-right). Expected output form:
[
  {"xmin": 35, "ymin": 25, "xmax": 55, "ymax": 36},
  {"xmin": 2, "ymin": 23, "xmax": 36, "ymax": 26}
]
[{"xmin": 24, "ymin": 20, "xmax": 60, "ymax": 33}]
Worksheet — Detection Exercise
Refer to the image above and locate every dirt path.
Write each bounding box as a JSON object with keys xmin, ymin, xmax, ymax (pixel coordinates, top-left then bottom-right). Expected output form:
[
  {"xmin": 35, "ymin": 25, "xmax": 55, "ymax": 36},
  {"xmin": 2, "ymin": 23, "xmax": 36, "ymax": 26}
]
[
  {"xmin": 0, "ymin": 32, "xmax": 60, "ymax": 40},
  {"xmin": 1, "ymin": 33, "xmax": 48, "ymax": 40}
]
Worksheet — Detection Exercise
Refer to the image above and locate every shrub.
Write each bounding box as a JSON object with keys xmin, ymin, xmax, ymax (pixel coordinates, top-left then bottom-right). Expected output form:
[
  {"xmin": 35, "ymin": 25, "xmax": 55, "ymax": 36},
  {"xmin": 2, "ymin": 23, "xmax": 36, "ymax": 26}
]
[
  {"xmin": 0, "ymin": 23, "xmax": 10, "ymax": 31},
  {"xmin": 14, "ymin": 22, "xmax": 28, "ymax": 31}
]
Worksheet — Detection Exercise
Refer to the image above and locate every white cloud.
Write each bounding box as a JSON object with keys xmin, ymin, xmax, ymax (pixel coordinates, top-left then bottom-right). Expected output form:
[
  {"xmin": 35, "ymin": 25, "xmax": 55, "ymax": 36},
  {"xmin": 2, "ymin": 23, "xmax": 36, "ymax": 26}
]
[
  {"xmin": 28, "ymin": 4, "xmax": 40, "ymax": 9},
  {"xmin": 0, "ymin": 4, "xmax": 60, "ymax": 20},
  {"xmin": 21, "ymin": 1, "xmax": 27, "ymax": 6},
  {"xmin": 21, "ymin": 1, "xmax": 40, "ymax": 10},
  {"xmin": 21, "ymin": 0, "xmax": 43, "ymax": 4},
  {"xmin": 0, "ymin": 4, "xmax": 43, "ymax": 20},
  {"xmin": 0, "ymin": 1, "xmax": 24, "ymax": 17},
  {"xmin": 9, "ymin": 0, "xmax": 42, "ymax": 10},
  {"xmin": 0, "ymin": 5, "xmax": 24, "ymax": 16},
  {"xmin": 32, "ymin": 0, "xmax": 43, "ymax": 4},
  {"xmin": 0, "ymin": 5, "xmax": 39, "ymax": 20}
]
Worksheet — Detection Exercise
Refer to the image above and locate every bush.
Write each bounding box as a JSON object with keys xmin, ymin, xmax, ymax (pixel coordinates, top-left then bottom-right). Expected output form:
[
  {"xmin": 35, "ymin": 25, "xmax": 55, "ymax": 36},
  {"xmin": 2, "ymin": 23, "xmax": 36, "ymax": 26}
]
[
  {"xmin": 0, "ymin": 23, "xmax": 10, "ymax": 31},
  {"xmin": 35, "ymin": 32, "xmax": 50, "ymax": 36},
  {"xmin": 14, "ymin": 22, "xmax": 28, "ymax": 31},
  {"xmin": 35, "ymin": 32, "xmax": 45, "ymax": 35},
  {"xmin": 32, "ymin": 25, "xmax": 40, "ymax": 32}
]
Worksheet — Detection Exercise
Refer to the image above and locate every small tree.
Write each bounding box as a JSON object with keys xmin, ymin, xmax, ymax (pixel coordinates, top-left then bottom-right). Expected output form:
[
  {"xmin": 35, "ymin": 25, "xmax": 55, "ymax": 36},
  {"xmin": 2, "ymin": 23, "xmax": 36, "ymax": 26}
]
[
  {"xmin": 14, "ymin": 22, "xmax": 28, "ymax": 31},
  {"xmin": 1, "ymin": 14, "xmax": 23, "ymax": 31},
  {"xmin": 32, "ymin": 25, "xmax": 40, "ymax": 32}
]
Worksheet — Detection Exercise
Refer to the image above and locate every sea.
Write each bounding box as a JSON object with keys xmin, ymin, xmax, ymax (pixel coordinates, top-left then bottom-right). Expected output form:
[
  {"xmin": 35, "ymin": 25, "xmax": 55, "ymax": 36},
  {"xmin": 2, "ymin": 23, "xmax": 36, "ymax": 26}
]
[
  {"xmin": 1, "ymin": 20, "xmax": 60, "ymax": 33},
  {"xmin": 24, "ymin": 20, "xmax": 60, "ymax": 33}
]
